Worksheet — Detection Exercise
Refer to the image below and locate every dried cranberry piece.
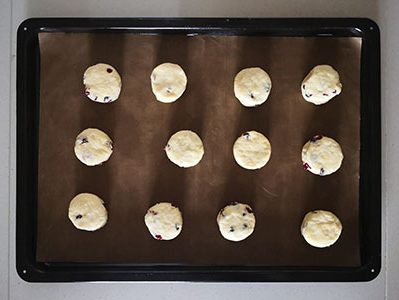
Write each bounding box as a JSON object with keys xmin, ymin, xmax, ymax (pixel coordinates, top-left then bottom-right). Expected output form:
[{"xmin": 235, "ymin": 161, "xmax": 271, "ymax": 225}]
[
  {"xmin": 311, "ymin": 135, "xmax": 323, "ymax": 142},
  {"xmin": 303, "ymin": 162, "xmax": 311, "ymax": 170},
  {"xmin": 155, "ymin": 234, "xmax": 162, "ymax": 240},
  {"xmin": 243, "ymin": 132, "xmax": 250, "ymax": 139},
  {"xmin": 106, "ymin": 68, "xmax": 113, "ymax": 73}
]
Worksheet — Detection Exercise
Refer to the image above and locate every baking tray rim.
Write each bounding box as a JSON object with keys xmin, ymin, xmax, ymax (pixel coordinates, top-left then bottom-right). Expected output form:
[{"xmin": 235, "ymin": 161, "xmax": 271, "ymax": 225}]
[{"xmin": 16, "ymin": 17, "xmax": 381, "ymax": 282}]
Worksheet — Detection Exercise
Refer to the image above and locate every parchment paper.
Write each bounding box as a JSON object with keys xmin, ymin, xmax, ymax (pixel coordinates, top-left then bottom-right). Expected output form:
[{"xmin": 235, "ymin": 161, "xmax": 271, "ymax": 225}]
[{"xmin": 37, "ymin": 33, "xmax": 361, "ymax": 266}]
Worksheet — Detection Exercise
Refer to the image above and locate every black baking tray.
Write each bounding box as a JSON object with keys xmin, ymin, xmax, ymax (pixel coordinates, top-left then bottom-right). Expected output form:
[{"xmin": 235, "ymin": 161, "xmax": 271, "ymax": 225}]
[{"xmin": 16, "ymin": 18, "xmax": 381, "ymax": 282}]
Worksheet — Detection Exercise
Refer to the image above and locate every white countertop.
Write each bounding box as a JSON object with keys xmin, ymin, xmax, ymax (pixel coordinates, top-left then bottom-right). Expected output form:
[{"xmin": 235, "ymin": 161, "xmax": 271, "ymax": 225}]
[{"xmin": 1, "ymin": 0, "xmax": 397, "ymax": 299}]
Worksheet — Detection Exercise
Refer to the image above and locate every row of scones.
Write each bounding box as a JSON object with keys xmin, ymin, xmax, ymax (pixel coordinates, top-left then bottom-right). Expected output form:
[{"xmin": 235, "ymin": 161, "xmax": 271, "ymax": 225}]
[
  {"xmin": 68, "ymin": 195, "xmax": 342, "ymax": 248},
  {"xmin": 83, "ymin": 62, "xmax": 342, "ymax": 106}
]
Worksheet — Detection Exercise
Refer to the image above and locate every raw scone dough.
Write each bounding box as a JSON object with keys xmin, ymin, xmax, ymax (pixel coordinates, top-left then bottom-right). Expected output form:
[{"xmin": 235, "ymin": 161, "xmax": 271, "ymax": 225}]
[
  {"xmin": 165, "ymin": 130, "xmax": 204, "ymax": 168},
  {"xmin": 301, "ymin": 65, "xmax": 342, "ymax": 105},
  {"xmin": 150, "ymin": 63, "xmax": 187, "ymax": 103},
  {"xmin": 83, "ymin": 63, "xmax": 122, "ymax": 103},
  {"xmin": 68, "ymin": 193, "xmax": 108, "ymax": 231},
  {"xmin": 302, "ymin": 135, "xmax": 343, "ymax": 176},
  {"xmin": 233, "ymin": 131, "xmax": 271, "ymax": 170},
  {"xmin": 301, "ymin": 210, "xmax": 342, "ymax": 248},
  {"xmin": 234, "ymin": 67, "xmax": 272, "ymax": 107},
  {"xmin": 144, "ymin": 202, "xmax": 183, "ymax": 240},
  {"xmin": 74, "ymin": 128, "xmax": 113, "ymax": 166},
  {"xmin": 217, "ymin": 203, "xmax": 256, "ymax": 242}
]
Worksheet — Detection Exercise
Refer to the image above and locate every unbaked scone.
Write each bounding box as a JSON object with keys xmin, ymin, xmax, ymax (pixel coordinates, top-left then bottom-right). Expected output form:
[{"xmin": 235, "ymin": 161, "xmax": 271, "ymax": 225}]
[
  {"xmin": 164, "ymin": 130, "xmax": 204, "ymax": 168},
  {"xmin": 302, "ymin": 135, "xmax": 343, "ymax": 176},
  {"xmin": 144, "ymin": 202, "xmax": 183, "ymax": 240},
  {"xmin": 217, "ymin": 203, "xmax": 256, "ymax": 242},
  {"xmin": 74, "ymin": 128, "xmax": 113, "ymax": 166},
  {"xmin": 150, "ymin": 63, "xmax": 187, "ymax": 103},
  {"xmin": 234, "ymin": 67, "xmax": 272, "ymax": 107},
  {"xmin": 233, "ymin": 131, "xmax": 271, "ymax": 170},
  {"xmin": 301, "ymin": 65, "xmax": 342, "ymax": 105},
  {"xmin": 301, "ymin": 210, "xmax": 342, "ymax": 248},
  {"xmin": 83, "ymin": 63, "xmax": 122, "ymax": 103},
  {"xmin": 68, "ymin": 193, "xmax": 108, "ymax": 231}
]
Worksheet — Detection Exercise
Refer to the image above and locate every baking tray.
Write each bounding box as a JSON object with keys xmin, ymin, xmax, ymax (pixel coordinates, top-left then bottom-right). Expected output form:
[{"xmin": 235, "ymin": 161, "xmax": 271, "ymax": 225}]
[{"xmin": 16, "ymin": 18, "xmax": 381, "ymax": 282}]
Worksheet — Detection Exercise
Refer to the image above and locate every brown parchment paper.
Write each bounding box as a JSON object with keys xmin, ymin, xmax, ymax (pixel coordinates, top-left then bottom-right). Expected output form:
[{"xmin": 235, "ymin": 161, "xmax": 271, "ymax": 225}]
[{"xmin": 37, "ymin": 33, "xmax": 361, "ymax": 266}]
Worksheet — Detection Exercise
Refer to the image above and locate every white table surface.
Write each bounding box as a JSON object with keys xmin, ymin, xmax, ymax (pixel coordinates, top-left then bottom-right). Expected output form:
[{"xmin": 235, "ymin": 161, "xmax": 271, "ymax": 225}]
[{"xmin": 1, "ymin": 0, "xmax": 397, "ymax": 299}]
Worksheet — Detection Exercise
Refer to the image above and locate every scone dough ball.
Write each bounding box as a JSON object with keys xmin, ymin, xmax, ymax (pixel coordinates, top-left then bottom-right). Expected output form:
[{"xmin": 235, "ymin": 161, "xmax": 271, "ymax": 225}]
[
  {"xmin": 217, "ymin": 203, "xmax": 256, "ymax": 242},
  {"xmin": 144, "ymin": 202, "xmax": 183, "ymax": 240},
  {"xmin": 165, "ymin": 130, "xmax": 204, "ymax": 168},
  {"xmin": 68, "ymin": 193, "xmax": 108, "ymax": 231},
  {"xmin": 301, "ymin": 210, "xmax": 342, "ymax": 248},
  {"xmin": 150, "ymin": 63, "xmax": 187, "ymax": 103},
  {"xmin": 83, "ymin": 63, "xmax": 122, "ymax": 103},
  {"xmin": 234, "ymin": 67, "xmax": 272, "ymax": 107},
  {"xmin": 74, "ymin": 128, "xmax": 113, "ymax": 166},
  {"xmin": 301, "ymin": 65, "xmax": 342, "ymax": 105},
  {"xmin": 233, "ymin": 131, "xmax": 271, "ymax": 170},
  {"xmin": 302, "ymin": 135, "xmax": 343, "ymax": 176}
]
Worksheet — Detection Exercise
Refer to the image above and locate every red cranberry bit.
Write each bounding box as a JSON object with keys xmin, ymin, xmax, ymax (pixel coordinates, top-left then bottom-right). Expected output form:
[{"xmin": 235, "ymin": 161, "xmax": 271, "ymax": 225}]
[
  {"xmin": 155, "ymin": 234, "xmax": 162, "ymax": 240},
  {"xmin": 311, "ymin": 135, "xmax": 323, "ymax": 143},
  {"xmin": 85, "ymin": 89, "xmax": 90, "ymax": 96},
  {"xmin": 303, "ymin": 162, "xmax": 311, "ymax": 170},
  {"xmin": 322, "ymin": 93, "xmax": 329, "ymax": 96},
  {"xmin": 106, "ymin": 68, "xmax": 113, "ymax": 73},
  {"xmin": 245, "ymin": 206, "xmax": 253, "ymax": 214},
  {"xmin": 332, "ymin": 89, "xmax": 337, "ymax": 94},
  {"xmin": 163, "ymin": 144, "xmax": 171, "ymax": 151}
]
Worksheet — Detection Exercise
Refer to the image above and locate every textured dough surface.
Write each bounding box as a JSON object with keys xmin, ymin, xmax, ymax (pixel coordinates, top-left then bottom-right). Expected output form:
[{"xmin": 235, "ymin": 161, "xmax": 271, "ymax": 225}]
[
  {"xmin": 165, "ymin": 130, "xmax": 204, "ymax": 168},
  {"xmin": 234, "ymin": 67, "xmax": 272, "ymax": 107},
  {"xmin": 301, "ymin": 210, "xmax": 342, "ymax": 248},
  {"xmin": 302, "ymin": 135, "xmax": 343, "ymax": 176},
  {"xmin": 151, "ymin": 63, "xmax": 187, "ymax": 103},
  {"xmin": 68, "ymin": 193, "xmax": 108, "ymax": 231},
  {"xmin": 233, "ymin": 131, "xmax": 271, "ymax": 170},
  {"xmin": 83, "ymin": 63, "xmax": 122, "ymax": 103},
  {"xmin": 74, "ymin": 128, "xmax": 113, "ymax": 166},
  {"xmin": 301, "ymin": 65, "xmax": 342, "ymax": 105},
  {"xmin": 217, "ymin": 203, "xmax": 256, "ymax": 242},
  {"xmin": 144, "ymin": 202, "xmax": 183, "ymax": 240}
]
